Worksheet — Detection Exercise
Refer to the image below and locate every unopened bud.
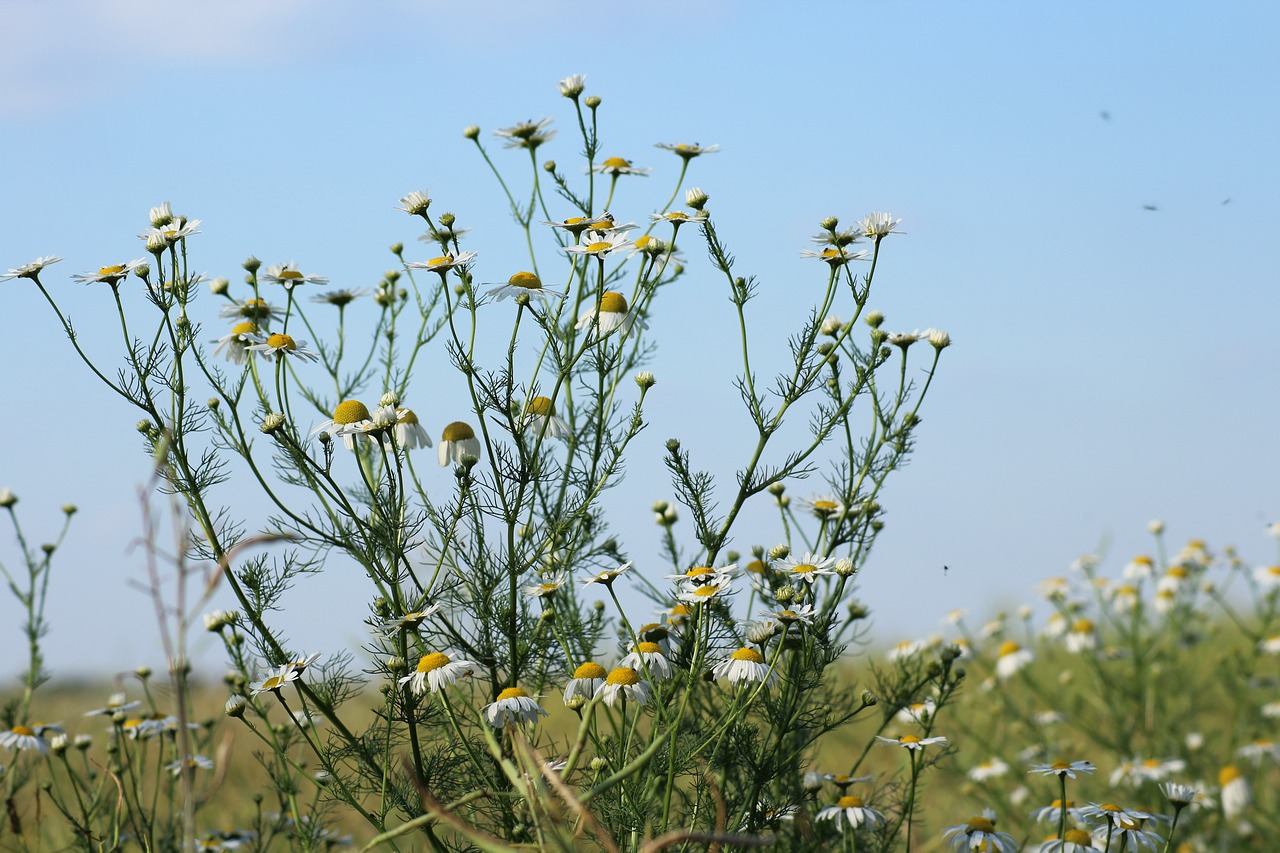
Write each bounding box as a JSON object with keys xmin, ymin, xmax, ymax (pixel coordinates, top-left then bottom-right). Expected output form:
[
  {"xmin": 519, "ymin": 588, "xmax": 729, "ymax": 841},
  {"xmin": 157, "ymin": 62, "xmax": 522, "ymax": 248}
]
[
  {"xmin": 243, "ymin": 256, "xmax": 262, "ymax": 273},
  {"xmin": 865, "ymin": 310, "xmax": 884, "ymax": 329},
  {"xmin": 463, "ymin": 125, "xmax": 481, "ymax": 140},
  {"xmin": 210, "ymin": 277, "xmax": 230, "ymax": 296}
]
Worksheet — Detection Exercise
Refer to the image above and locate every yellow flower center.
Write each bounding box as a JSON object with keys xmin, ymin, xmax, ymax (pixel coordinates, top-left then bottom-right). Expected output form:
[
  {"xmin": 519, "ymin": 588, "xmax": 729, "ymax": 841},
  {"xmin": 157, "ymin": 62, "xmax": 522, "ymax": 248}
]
[
  {"xmin": 730, "ymin": 648, "xmax": 764, "ymax": 664},
  {"xmin": 1133, "ymin": 555, "xmax": 1153, "ymax": 565},
  {"xmin": 691, "ymin": 585, "xmax": 718, "ymax": 598},
  {"xmin": 1072, "ymin": 619, "xmax": 1094, "ymax": 633},
  {"xmin": 231, "ymin": 321, "xmax": 257, "ymax": 336},
  {"xmin": 747, "ymin": 560, "xmax": 766, "ymax": 574},
  {"xmin": 398, "ymin": 409, "xmax": 419, "ymax": 425},
  {"xmin": 583, "ymin": 241, "xmax": 613, "ymax": 253},
  {"xmin": 573, "ymin": 662, "xmax": 607, "ymax": 680},
  {"xmin": 1167, "ymin": 566, "xmax": 1188, "ymax": 578},
  {"xmin": 637, "ymin": 642, "xmax": 662, "ymax": 655},
  {"xmin": 634, "ymin": 235, "xmax": 653, "ymax": 250},
  {"xmin": 332, "ymin": 400, "xmax": 371, "ymax": 424},
  {"xmin": 598, "ymin": 291, "xmax": 629, "ymax": 313},
  {"xmin": 967, "ymin": 817, "xmax": 995, "ymax": 833},
  {"xmin": 260, "ymin": 675, "xmax": 285, "ymax": 690},
  {"xmin": 821, "ymin": 249, "xmax": 841, "ymax": 258},
  {"xmin": 526, "ymin": 396, "xmax": 555, "ymax": 417},
  {"xmin": 1266, "ymin": 566, "xmax": 1280, "ymax": 576},
  {"xmin": 1142, "ymin": 758, "xmax": 1162, "ymax": 769},
  {"xmin": 11, "ymin": 725, "xmax": 35, "ymax": 737},
  {"xmin": 669, "ymin": 604, "xmax": 690, "ymax": 618},
  {"xmin": 835, "ymin": 795, "xmax": 864, "ymax": 808},
  {"xmin": 508, "ymin": 271, "xmax": 541, "ymax": 289},
  {"xmin": 1050, "ymin": 760, "xmax": 1071, "ymax": 772},
  {"xmin": 1051, "ymin": 799, "xmax": 1073, "ymax": 808},
  {"xmin": 99, "ymin": 264, "xmax": 127, "ymax": 276},
  {"xmin": 265, "ymin": 333, "xmax": 296, "ymax": 350},
  {"xmin": 1187, "ymin": 539, "xmax": 1206, "ymax": 550},
  {"xmin": 496, "ymin": 687, "xmax": 528, "ymax": 701},
  {"xmin": 277, "ymin": 269, "xmax": 303, "ymax": 280},
  {"xmin": 686, "ymin": 566, "xmax": 714, "ymax": 578},
  {"xmin": 665, "ymin": 212, "xmax": 689, "ymax": 221},
  {"xmin": 417, "ymin": 652, "xmax": 450, "ymax": 673},
  {"xmin": 813, "ymin": 500, "xmax": 839, "ymax": 513},
  {"xmin": 428, "ymin": 255, "xmax": 453, "ymax": 268},
  {"xmin": 899, "ymin": 734, "xmax": 921, "ymax": 744},
  {"xmin": 1064, "ymin": 829, "xmax": 1093, "ymax": 845},
  {"xmin": 1098, "ymin": 803, "xmax": 1122, "ymax": 813},
  {"xmin": 1219, "ymin": 765, "xmax": 1241, "ymax": 785},
  {"xmin": 779, "ymin": 609, "xmax": 799, "ymax": 621},
  {"xmin": 997, "ymin": 640, "xmax": 1021, "ymax": 657},
  {"xmin": 441, "ymin": 421, "xmax": 476, "ymax": 441},
  {"xmin": 792, "ymin": 563, "xmax": 817, "ymax": 574},
  {"xmin": 602, "ymin": 156, "xmax": 630, "ymax": 170},
  {"xmin": 606, "ymin": 667, "xmax": 640, "ymax": 686},
  {"xmin": 564, "ymin": 217, "xmax": 588, "ymax": 226}
]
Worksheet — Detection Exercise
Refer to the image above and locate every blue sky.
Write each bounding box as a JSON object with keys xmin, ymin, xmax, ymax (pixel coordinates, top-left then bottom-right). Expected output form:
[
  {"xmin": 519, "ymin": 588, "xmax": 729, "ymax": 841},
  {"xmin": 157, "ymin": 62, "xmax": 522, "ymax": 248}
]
[{"xmin": 2, "ymin": 1, "xmax": 1278, "ymax": 679}]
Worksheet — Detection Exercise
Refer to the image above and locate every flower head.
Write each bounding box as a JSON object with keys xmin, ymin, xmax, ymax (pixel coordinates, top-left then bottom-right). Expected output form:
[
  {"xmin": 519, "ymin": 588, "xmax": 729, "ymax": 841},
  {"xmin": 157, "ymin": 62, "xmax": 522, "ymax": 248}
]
[
  {"xmin": 858, "ymin": 212, "xmax": 904, "ymax": 240},
  {"xmin": 995, "ymin": 640, "xmax": 1034, "ymax": 680},
  {"xmin": 620, "ymin": 641, "xmax": 671, "ymax": 680},
  {"xmin": 397, "ymin": 189, "xmax": 431, "ymax": 216},
  {"xmin": 799, "ymin": 247, "xmax": 871, "ymax": 266},
  {"xmin": 1, "ymin": 255, "xmax": 62, "ymax": 281},
  {"xmin": 73, "ymin": 260, "xmax": 144, "ymax": 286},
  {"xmin": 495, "ymin": 119, "xmax": 555, "ymax": 150},
  {"xmin": 247, "ymin": 333, "xmax": 319, "ymax": 362},
  {"xmin": 542, "ymin": 212, "xmax": 617, "ymax": 237},
  {"xmin": 213, "ymin": 322, "xmax": 262, "ymax": 364},
  {"xmin": 261, "ymin": 263, "xmax": 328, "ymax": 289},
  {"xmin": 564, "ymin": 231, "xmax": 633, "ymax": 259},
  {"xmin": 712, "ymin": 647, "xmax": 779, "ymax": 687},
  {"xmin": 942, "ymin": 812, "xmax": 1016, "ymax": 853},
  {"xmin": 311, "ymin": 400, "xmax": 373, "ymax": 451},
  {"xmin": 387, "ymin": 408, "xmax": 432, "ymax": 450},
  {"xmin": 483, "ymin": 687, "xmax": 548, "ymax": 727},
  {"xmin": 782, "ymin": 552, "xmax": 837, "ymax": 584},
  {"xmin": 1029, "ymin": 759, "xmax": 1096, "ymax": 779},
  {"xmin": 521, "ymin": 396, "xmax": 571, "ymax": 441},
  {"xmin": 438, "ymin": 420, "xmax": 481, "ymax": 467},
  {"xmin": 593, "ymin": 156, "xmax": 651, "ymax": 177},
  {"xmin": 219, "ymin": 297, "xmax": 281, "ymax": 322},
  {"xmin": 563, "ymin": 662, "xmax": 608, "ymax": 704},
  {"xmin": 655, "ymin": 142, "xmax": 720, "ymax": 160},
  {"xmin": 575, "ymin": 291, "xmax": 645, "ymax": 339},
  {"xmin": 816, "ymin": 795, "xmax": 884, "ymax": 833},
  {"xmin": 0, "ymin": 725, "xmax": 48, "ymax": 753},
  {"xmin": 484, "ymin": 271, "xmax": 565, "ymax": 306},
  {"xmin": 524, "ymin": 571, "xmax": 570, "ymax": 599},
  {"xmin": 581, "ymin": 561, "xmax": 632, "ymax": 588},
  {"xmin": 596, "ymin": 667, "xmax": 650, "ymax": 707},
  {"xmin": 398, "ymin": 651, "xmax": 477, "ymax": 696},
  {"xmin": 558, "ymin": 74, "xmax": 586, "ymax": 98},
  {"xmin": 877, "ymin": 734, "xmax": 948, "ymax": 751},
  {"xmin": 406, "ymin": 251, "xmax": 477, "ymax": 276}
]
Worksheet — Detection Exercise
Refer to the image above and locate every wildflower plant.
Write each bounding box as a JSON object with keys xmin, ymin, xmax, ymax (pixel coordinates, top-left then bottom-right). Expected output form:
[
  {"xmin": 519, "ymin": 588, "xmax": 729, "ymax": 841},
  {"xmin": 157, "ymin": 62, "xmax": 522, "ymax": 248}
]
[{"xmin": 3, "ymin": 76, "xmax": 956, "ymax": 849}]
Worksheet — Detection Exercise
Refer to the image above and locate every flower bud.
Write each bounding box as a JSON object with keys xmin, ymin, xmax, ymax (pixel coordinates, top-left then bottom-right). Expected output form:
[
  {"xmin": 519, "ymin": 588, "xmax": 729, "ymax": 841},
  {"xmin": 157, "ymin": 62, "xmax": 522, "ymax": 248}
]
[
  {"xmin": 260, "ymin": 413, "xmax": 287, "ymax": 435},
  {"xmin": 665, "ymin": 438, "xmax": 681, "ymax": 453},
  {"xmin": 225, "ymin": 696, "xmax": 247, "ymax": 718},
  {"xmin": 860, "ymin": 689, "xmax": 877, "ymax": 706},
  {"xmin": 135, "ymin": 666, "xmax": 152, "ymax": 680},
  {"xmin": 584, "ymin": 95, "xmax": 601, "ymax": 109},
  {"xmin": 385, "ymin": 657, "xmax": 407, "ymax": 674},
  {"xmin": 463, "ymin": 125, "xmax": 481, "ymax": 140},
  {"xmin": 379, "ymin": 391, "xmax": 401, "ymax": 408},
  {"xmin": 820, "ymin": 216, "xmax": 839, "ymax": 231},
  {"xmin": 590, "ymin": 756, "xmax": 608, "ymax": 772},
  {"xmin": 865, "ymin": 310, "xmax": 884, "ymax": 329},
  {"xmin": 635, "ymin": 370, "xmax": 656, "ymax": 390},
  {"xmin": 566, "ymin": 695, "xmax": 587, "ymax": 711},
  {"xmin": 685, "ymin": 187, "xmax": 709, "ymax": 210},
  {"xmin": 243, "ymin": 256, "xmax": 261, "ymax": 273},
  {"xmin": 62, "ymin": 503, "xmax": 77, "ymax": 515},
  {"xmin": 543, "ymin": 160, "xmax": 556, "ymax": 172},
  {"xmin": 74, "ymin": 733, "xmax": 92, "ymax": 750},
  {"xmin": 768, "ymin": 544, "xmax": 790, "ymax": 561},
  {"xmin": 389, "ymin": 242, "xmax": 404, "ymax": 256},
  {"xmin": 0, "ymin": 489, "xmax": 17, "ymax": 508},
  {"xmin": 438, "ymin": 212, "xmax": 456, "ymax": 228},
  {"xmin": 928, "ymin": 328, "xmax": 951, "ymax": 350},
  {"xmin": 835, "ymin": 558, "xmax": 855, "ymax": 577}
]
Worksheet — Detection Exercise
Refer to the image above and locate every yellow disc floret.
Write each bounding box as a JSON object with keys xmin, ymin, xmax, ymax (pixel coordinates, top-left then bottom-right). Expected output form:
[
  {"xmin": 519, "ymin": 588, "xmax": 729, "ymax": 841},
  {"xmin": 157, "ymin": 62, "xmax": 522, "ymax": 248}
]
[
  {"xmin": 265, "ymin": 333, "xmax": 296, "ymax": 351},
  {"xmin": 602, "ymin": 156, "xmax": 631, "ymax": 170},
  {"xmin": 636, "ymin": 642, "xmax": 662, "ymax": 655},
  {"xmin": 730, "ymin": 647, "xmax": 765, "ymax": 664},
  {"xmin": 496, "ymin": 687, "xmax": 528, "ymax": 701},
  {"xmin": 441, "ymin": 421, "xmax": 476, "ymax": 441},
  {"xmin": 835, "ymin": 795, "xmax": 864, "ymax": 808},
  {"xmin": 332, "ymin": 400, "xmax": 371, "ymax": 424},
  {"xmin": 277, "ymin": 269, "xmax": 303, "ymax": 281},
  {"xmin": 997, "ymin": 640, "xmax": 1021, "ymax": 657},
  {"xmin": 508, "ymin": 271, "xmax": 541, "ymax": 289},
  {"xmin": 606, "ymin": 667, "xmax": 640, "ymax": 686},
  {"xmin": 416, "ymin": 652, "xmax": 450, "ymax": 673},
  {"xmin": 526, "ymin": 396, "xmax": 555, "ymax": 417},
  {"xmin": 598, "ymin": 292, "xmax": 629, "ymax": 314},
  {"xmin": 573, "ymin": 662, "xmax": 607, "ymax": 680},
  {"xmin": 11, "ymin": 725, "xmax": 35, "ymax": 737},
  {"xmin": 966, "ymin": 816, "xmax": 995, "ymax": 833}
]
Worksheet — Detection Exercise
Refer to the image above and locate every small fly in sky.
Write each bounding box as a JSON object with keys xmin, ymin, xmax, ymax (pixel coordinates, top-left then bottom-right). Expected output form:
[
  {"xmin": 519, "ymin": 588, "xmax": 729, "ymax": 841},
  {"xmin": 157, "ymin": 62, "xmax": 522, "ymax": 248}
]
[{"xmin": 1142, "ymin": 204, "xmax": 1158, "ymax": 211}]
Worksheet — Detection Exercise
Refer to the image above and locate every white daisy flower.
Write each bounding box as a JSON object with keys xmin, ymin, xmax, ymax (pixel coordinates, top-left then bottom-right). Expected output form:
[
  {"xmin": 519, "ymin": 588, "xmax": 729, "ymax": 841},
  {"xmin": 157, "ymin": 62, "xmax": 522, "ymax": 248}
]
[
  {"xmin": 72, "ymin": 260, "xmax": 145, "ymax": 285},
  {"xmin": 592, "ymin": 156, "xmax": 651, "ymax": 177},
  {"xmin": 311, "ymin": 288, "xmax": 368, "ymax": 308},
  {"xmin": 895, "ymin": 699, "xmax": 937, "ymax": 725},
  {"xmin": 483, "ymin": 687, "xmax": 547, "ymax": 727},
  {"xmin": 798, "ymin": 247, "xmax": 871, "ymax": 266},
  {"xmin": 648, "ymin": 210, "xmax": 707, "ymax": 229},
  {"xmin": 1261, "ymin": 633, "xmax": 1280, "ymax": 654},
  {"xmin": 575, "ymin": 291, "xmax": 645, "ymax": 339},
  {"xmin": 406, "ymin": 252, "xmax": 477, "ymax": 276},
  {"xmin": 212, "ymin": 322, "xmax": 262, "ymax": 364},
  {"xmin": 0, "ymin": 725, "xmax": 47, "ymax": 753},
  {"xmin": 887, "ymin": 639, "xmax": 927, "ymax": 662},
  {"xmin": 712, "ymin": 647, "xmax": 778, "ymax": 687},
  {"xmin": 494, "ymin": 118, "xmax": 555, "ymax": 150},
  {"xmin": 1253, "ymin": 565, "xmax": 1280, "ymax": 590},
  {"xmin": 968, "ymin": 758, "xmax": 1010, "ymax": 782},
  {"xmin": 620, "ymin": 642, "xmax": 671, "ymax": 679},
  {"xmin": 483, "ymin": 271, "xmax": 565, "ymax": 306},
  {"xmin": 1, "ymin": 255, "xmax": 62, "ymax": 281},
  {"xmin": 877, "ymin": 734, "xmax": 948, "ymax": 751},
  {"xmin": 1237, "ymin": 739, "xmax": 1280, "ymax": 764},
  {"xmin": 250, "ymin": 665, "xmax": 300, "ymax": 696},
  {"xmin": 815, "ymin": 795, "xmax": 883, "ymax": 832},
  {"xmin": 760, "ymin": 604, "xmax": 816, "ymax": 627},
  {"xmin": 312, "ymin": 399, "xmax": 373, "ymax": 451},
  {"xmin": 564, "ymin": 231, "xmax": 633, "ymax": 259},
  {"xmin": 563, "ymin": 662, "xmax": 608, "ymax": 704},
  {"xmin": 627, "ymin": 235, "xmax": 669, "ymax": 261},
  {"xmin": 246, "ymin": 333, "xmax": 319, "ymax": 362},
  {"xmin": 261, "ymin": 263, "xmax": 328, "ymax": 289},
  {"xmin": 1122, "ymin": 555, "xmax": 1156, "ymax": 579},
  {"xmin": 781, "ymin": 553, "xmax": 836, "ymax": 585},
  {"xmin": 524, "ymin": 571, "xmax": 570, "ymax": 599},
  {"xmin": 218, "ymin": 297, "xmax": 282, "ymax": 322},
  {"xmin": 1028, "ymin": 759, "xmax": 1096, "ymax": 779},
  {"xmin": 84, "ymin": 693, "xmax": 143, "ymax": 717},
  {"xmin": 148, "ymin": 201, "xmax": 174, "ymax": 226},
  {"xmin": 596, "ymin": 667, "xmax": 650, "ymax": 707},
  {"xmin": 1064, "ymin": 618, "xmax": 1098, "ymax": 653},
  {"xmin": 438, "ymin": 420, "xmax": 481, "ymax": 467},
  {"xmin": 677, "ymin": 575, "xmax": 733, "ymax": 605},
  {"xmin": 1156, "ymin": 566, "xmax": 1192, "ymax": 595},
  {"xmin": 397, "ymin": 189, "xmax": 431, "ymax": 216},
  {"xmin": 387, "ymin": 409, "xmax": 431, "ymax": 450},
  {"xmin": 995, "ymin": 641, "xmax": 1033, "ymax": 680},
  {"xmin": 139, "ymin": 217, "xmax": 201, "ymax": 247},
  {"xmin": 667, "ymin": 564, "xmax": 736, "ymax": 585},
  {"xmin": 942, "ymin": 812, "xmax": 1016, "ymax": 853},
  {"xmin": 542, "ymin": 212, "xmax": 617, "ymax": 237},
  {"xmin": 581, "ymin": 561, "xmax": 632, "ymax": 588},
  {"xmin": 1030, "ymin": 799, "xmax": 1086, "ymax": 825},
  {"xmin": 1038, "ymin": 828, "xmax": 1103, "ymax": 851},
  {"xmin": 557, "ymin": 74, "xmax": 585, "ymax": 98},
  {"xmin": 398, "ymin": 651, "xmax": 477, "ymax": 696},
  {"xmin": 1220, "ymin": 765, "xmax": 1251, "ymax": 819},
  {"xmin": 379, "ymin": 605, "xmax": 442, "ymax": 635},
  {"xmin": 654, "ymin": 142, "xmax": 720, "ymax": 159},
  {"xmin": 521, "ymin": 396, "xmax": 571, "ymax": 441},
  {"xmin": 166, "ymin": 754, "xmax": 215, "ymax": 775},
  {"xmin": 858, "ymin": 212, "xmax": 903, "ymax": 240}
]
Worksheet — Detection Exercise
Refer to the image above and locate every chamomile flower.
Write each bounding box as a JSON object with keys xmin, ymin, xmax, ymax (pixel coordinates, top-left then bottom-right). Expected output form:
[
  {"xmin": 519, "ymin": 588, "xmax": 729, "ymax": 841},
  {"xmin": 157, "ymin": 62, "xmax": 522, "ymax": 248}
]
[
  {"xmin": 1156, "ymin": 566, "xmax": 1191, "ymax": 595},
  {"xmin": 1, "ymin": 255, "xmax": 61, "ymax": 281},
  {"xmin": 942, "ymin": 812, "xmax": 1016, "ymax": 853},
  {"xmin": 484, "ymin": 271, "xmax": 565, "ymax": 306},
  {"xmin": 219, "ymin": 297, "xmax": 282, "ymax": 323},
  {"xmin": 968, "ymin": 758, "xmax": 1011, "ymax": 782},
  {"xmin": 575, "ymin": 291, "xmax": 645, "ymax": 338},
  {"xmin": 524, "ymin": 571, "xmax": 570, "ymax": 599},
  {"xmin": 822, "ymin": 772, "xmax": 874, "ymax": 792},
  {"xmin": 73, "ymin": 260, "xmax": 144, "ymax": 285},
  {"xmin": 311, "ymin": 288, "xmax": 367, "ymax": 308},
  {"xmin": 895, "ymin": 699, "xmax": 938, "ymax": 725},
  {"xmin": 406, "ymin": 252, "xmax": 477, "ymax": 276},
  {"xmin": 799, "ymin": 247, "xmax": 871, "ymax": 266},
  {"xmin": 312, "ymin": 400, "xmax": 372, "ymax": 451},
  {"xmin": 85, "ymin": 693, "xmax": 143, "ymax": 717},
  {"xmin": 761, "ymin": 604, "xmax": 816, "ymax": 626},
  {"xmin": 627, "ymin": 234, "xmax": 668, "ymax": 260},
  {"xmin": 858, "ymin": 212, "xmax": 904, "ymax": 240},
  {"xmin": 483, "ymin": 687, "xmax": 548, "ymax": 727},
  {"xmin": 1237, "ymin": 739, "xmax": 1280, "ymax": 764},
  {"xmin": 397, "ymin": 189, "xmax": 431, "ymax": 216},
  {"xmin": 620, "ymin": 642, "xmax": 671, "ymax": 679},
  {"xmin": 805, "ymin": 495, "xmax": 845, "ymax": 518},
  {"xmin": 1161, "ymin": 783, "xmax": 1200, "ymax": 809},
  {"xmin": 0, "ymin": 725, "xmax": 47, "ymax": 753},
  {"xmin": 1029, "ymin": 760, "xmax": 1096, "ymax": 779},
  {"xmin": 166, "ymin": 754, "xmax": 215, "ymax": 775},
  {"xmin": 212, "ymin": 322, "xmax": 262, "ymax": 364},
  {"xmin": 1220, "ymin": 764, "xmax": 1251, "ymax": 819},
  {"xmin": 1092, "ymin": 822, "xmax": 1160, "ymax": 852},
  {"xmin": 713, "ymin": 647, "xmax": 778, "ymax": 687},
  {"xmin": 542, "ymin": 212, "xmax": 617, "ymax": 237},
  {"xmin": 1039, "ymin": 828, "xmax": 1101, "ymax": 851},
  {"xmin": 1122, "ymin": 555, "xmax": 1156, "ymax": 579},
  {"xmin": 438, "ymin": 421, "xmax": 481, "ymax": 467},
  {"xmin": 816, "ymin": 795, "xmax": 884, "ymax": 832},
  {"xmin": 1064, "ymin": 619, "xmax": 1098, "ymax": 653},
  {"xmin": 782, "ymin": 553, "xmax": 837, "ymax": 585},
  {"xmin": 654, "ymin": 142, "xmax": 720, "ymax": 159},
  {"xmin": 597, "ymin": 667, "xmax": 650, "ymax": 706},
  {"xmin": 139, "ymin": 217, "xmax": 201, "ymax": 247},
  {"xmin": 247, "ymin": 333, "xmax": 319, "ymax": 362},
  {"xmin": 399, "ymin": 651, "xmax": 477, "ymax": 696},
  {"xmin": 387, "ymin": 409, "xmax": 431, "ymax": 450},
  {"xmin": 668, "ymin": 564, "xmax": 736, "ymax": 585},
  {"xmin": 564, "ymin": 232, "xmax": 633, "ymax": 259},
  {"xmin": 1030, "ymin": 799, "xmax": 1086, "ymax": 825},
  {"xmin": 592, "ymin": 156, "xmax": 651, "ymax": 177},
  {"xmin": 521, "ymin": 396, "xmax": 571, "ymax": 440},
  {"xmin": 379, "ymin": 605, "xmax": 442, "ymax": 635},
  {"xmin": 563, "ymin": 662, "xmax": 608, "ymax": 704},
  {"xmin": 678, "ymin": 575, "xmax": 733, "ymax": 604},
  {"xmin": 581, "ymin": 561, "xmax": 632, "ymax": 588},
  {"xmin": 261, "ymin": 263, "xmax": 328, "ymax": 290},
  {"xmin": 1261, "ymin": 633, "xmax": 1280, "ymax": 654},
  {"xmin": 877, "ymin": 734, "xmax": 948, "ymax": 751},
  {"xmin": 1253, "ymin": 565, "xmax": 1280, "ymax": 590},
  {"xmin": 887, "ymin": 639, "xmax": 927, "ymax": 662},
  {"xmin": 251, "ymin": 665, "xmax": 300, "ymax": 696},
  {"xmin": 494, "ymin": 118, "xmax": 555, "ymax": 150},
  {"xmin": 995, "ymin": 641, "xmax": 1034, "ymax": 680},
  {"xmin": 648, "ymin": 210, "xmax": 707, "ymax": 229},
  {"xmin": 558, "ymin": 74, "xmax": 586, "ymax": 98}
]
